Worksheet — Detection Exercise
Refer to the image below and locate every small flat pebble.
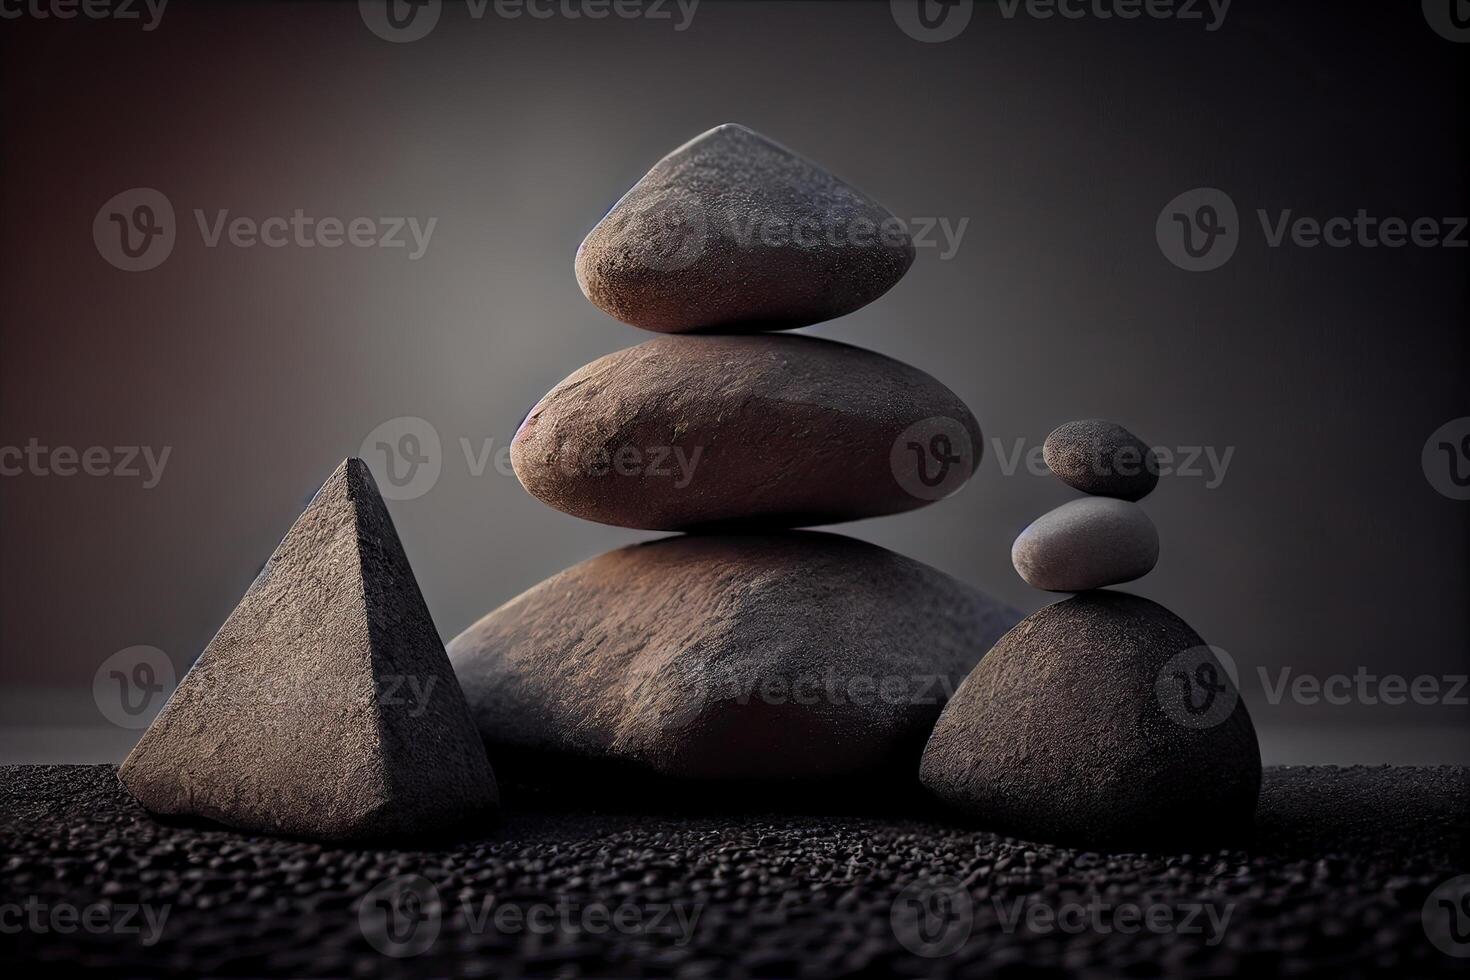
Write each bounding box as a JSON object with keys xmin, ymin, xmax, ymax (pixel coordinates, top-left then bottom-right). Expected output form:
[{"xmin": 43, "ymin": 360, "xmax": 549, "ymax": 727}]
[{"xmin": 1011, "ymin": 497, "xmax": 1160, "ymax": 592}]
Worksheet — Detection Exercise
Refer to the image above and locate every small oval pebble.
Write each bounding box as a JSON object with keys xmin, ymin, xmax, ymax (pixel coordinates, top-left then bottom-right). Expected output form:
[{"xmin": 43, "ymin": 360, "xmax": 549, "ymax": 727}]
[
  {"xmin": 1043, "ymin": 419, "xmax": 1159, "ymax": 501},
  {"xmin": 1011, "ymin": 497, "xmax": 1159, "ymax": 592}
]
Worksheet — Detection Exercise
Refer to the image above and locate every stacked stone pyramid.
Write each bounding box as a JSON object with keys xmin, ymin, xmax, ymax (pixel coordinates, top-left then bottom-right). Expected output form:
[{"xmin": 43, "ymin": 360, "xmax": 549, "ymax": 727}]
[
  {"xmin": 115, "ymin": 126, "xmax": 1259, "ymax": 848},
  {"xmin": 447, "ymin": 124, "xmax": 1019, "ymax": 796},
  {"xmin": 920, "ymin": 420, "xmax": 1262, "ymax": 848}
]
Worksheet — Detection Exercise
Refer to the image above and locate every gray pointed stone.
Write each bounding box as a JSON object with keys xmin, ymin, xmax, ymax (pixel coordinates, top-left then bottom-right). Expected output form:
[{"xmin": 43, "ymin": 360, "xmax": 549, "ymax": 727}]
[
  {"xmin": 119, "ymin": 458, "xmax": 498, "ymax": 841},
  {"xmin": 575, "ymin": 123, "xmax": 915, "ymax": 332}
]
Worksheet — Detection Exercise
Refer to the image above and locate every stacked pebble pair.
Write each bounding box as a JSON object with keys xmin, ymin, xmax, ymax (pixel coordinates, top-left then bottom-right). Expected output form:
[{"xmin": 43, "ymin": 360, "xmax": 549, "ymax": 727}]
[{"xmin": 1011, "ymin": 418, "xmax": 1162, "ymax": 593}]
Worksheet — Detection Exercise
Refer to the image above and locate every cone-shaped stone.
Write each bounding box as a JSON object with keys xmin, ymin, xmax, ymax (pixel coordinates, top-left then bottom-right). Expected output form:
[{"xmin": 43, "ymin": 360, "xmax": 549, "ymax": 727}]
[
  {"xmin": 575, "ymin": 123, "xmax": 915, "ymax": 332},
  {"xmin": 119, "ymin": 458, "xmax": 499, "ymax": 841}
]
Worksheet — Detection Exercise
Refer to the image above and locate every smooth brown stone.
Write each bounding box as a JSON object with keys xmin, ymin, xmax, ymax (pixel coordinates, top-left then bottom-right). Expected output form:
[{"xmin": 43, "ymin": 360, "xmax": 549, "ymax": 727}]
[
  {"xmin": 574, "ymin": 123, "xmax": 914, "ymax": 332},
  {"xmin": 920, "ymin": 592, "xmax": 1261, "ymax": 849},
  {"xmin": 119, "ymin": 459, "xmax": 499, "ymax": 842},
  {"xmin": 448, "ymin": 532, "xmax": 1021, "ymax": 792},
  {"xmin": 511, "ymin": 333, "xmax": 983, "ymax": 530}
]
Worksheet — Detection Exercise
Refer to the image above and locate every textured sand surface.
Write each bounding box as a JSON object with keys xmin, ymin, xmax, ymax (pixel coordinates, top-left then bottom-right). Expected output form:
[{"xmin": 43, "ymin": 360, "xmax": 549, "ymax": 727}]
[{"xmin": 1, "ymin": 765, "xmax": 1466, "ymax": 977}]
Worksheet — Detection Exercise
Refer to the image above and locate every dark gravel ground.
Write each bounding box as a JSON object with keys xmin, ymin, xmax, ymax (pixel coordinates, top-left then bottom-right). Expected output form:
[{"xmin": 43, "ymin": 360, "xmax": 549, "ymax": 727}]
[{"xmin": 1, "ymin": 765, "xmax": 1466, "ymax": 978}]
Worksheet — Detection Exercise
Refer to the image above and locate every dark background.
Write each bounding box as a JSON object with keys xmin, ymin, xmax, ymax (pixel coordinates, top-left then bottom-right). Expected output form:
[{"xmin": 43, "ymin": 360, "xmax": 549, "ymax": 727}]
[{"xmin": 1, "ymin": 0, "xmax": 1466, "ymax": 763}]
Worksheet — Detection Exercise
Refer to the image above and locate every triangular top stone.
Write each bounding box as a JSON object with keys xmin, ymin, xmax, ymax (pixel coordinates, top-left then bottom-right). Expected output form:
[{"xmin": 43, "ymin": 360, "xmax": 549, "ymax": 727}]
[
  {"xmin": 575, "ymin": 123, "xmax": 915, "ymax": 333},
  {"xmin": 120, "ymin": 458, "xmax": 498, "ymax": 841}
]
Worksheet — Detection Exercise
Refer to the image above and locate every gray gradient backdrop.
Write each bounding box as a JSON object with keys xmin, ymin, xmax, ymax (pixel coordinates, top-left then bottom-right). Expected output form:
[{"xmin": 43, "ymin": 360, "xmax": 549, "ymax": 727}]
[{"xmin": 1, "ymin": 0, "xmax": 1466, "ymax": 763}]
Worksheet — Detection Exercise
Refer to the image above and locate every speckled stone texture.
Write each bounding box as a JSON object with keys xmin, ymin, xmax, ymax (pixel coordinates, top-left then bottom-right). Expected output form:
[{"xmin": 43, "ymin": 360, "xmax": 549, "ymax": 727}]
[
  {"xmin": 921, "ymin": 592, "xmax": 1260, "ymax": 849},
  {"xmin": 511, "ymin": 334, "xmax": 983, "ymax": 530},
  {"xmin": 449, "ymin": 532, "xmax": 1020, "ymax": 794},
  {"xmin": 1042, "ymin": 419, "xmax": 1160, "ymax": 501},
  {"xmin": 574, "ymin": 123, "xmax": 915, "ymax": 333},
  {"xmin": 1, "ymin": 765, "xmax": 1466, "ymax": 977},
  {"xmin": 119, "ymin": 458, "xmax": 498, "ymax": 842}
]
